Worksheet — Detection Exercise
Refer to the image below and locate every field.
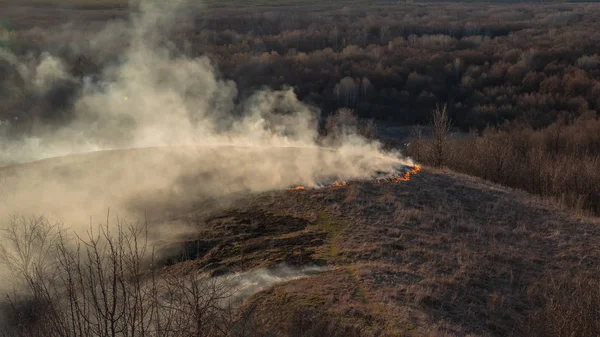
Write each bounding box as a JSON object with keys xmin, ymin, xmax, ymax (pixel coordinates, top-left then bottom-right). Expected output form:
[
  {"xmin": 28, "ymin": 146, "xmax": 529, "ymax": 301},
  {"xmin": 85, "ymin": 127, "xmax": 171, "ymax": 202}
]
[
  {"xmin": 2, "ymin": 148, "xmax": 600, "ymax": 336},
  {"xmin": 1, "ymin": 1, "xmax": 600, "ymax": 336}
]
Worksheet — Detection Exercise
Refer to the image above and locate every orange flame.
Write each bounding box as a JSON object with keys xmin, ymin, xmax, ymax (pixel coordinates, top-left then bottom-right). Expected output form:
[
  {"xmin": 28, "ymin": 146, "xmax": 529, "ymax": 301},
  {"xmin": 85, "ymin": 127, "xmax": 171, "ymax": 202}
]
[
  {"xmin": 287, "ymin": 165, "xmax": 421, "ymax": 191},
  {"xmin": 389, "ymin": 172, "xmax": 411, "ymax": 182},
  {"xmin": 328, "ymin": 181, "xmax": 349, "ymax": 188},
  {"xmin": 372, "ymin": 165, "xmax": 421, "ymax": 184}
]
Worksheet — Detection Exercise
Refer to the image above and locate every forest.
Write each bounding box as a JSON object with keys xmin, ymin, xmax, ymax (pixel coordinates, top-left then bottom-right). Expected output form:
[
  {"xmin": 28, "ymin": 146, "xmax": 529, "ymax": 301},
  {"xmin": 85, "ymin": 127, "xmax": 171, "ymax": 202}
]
[{"xmin": 2, "ymin": 2, "xmax": 600, "ymax": 130}]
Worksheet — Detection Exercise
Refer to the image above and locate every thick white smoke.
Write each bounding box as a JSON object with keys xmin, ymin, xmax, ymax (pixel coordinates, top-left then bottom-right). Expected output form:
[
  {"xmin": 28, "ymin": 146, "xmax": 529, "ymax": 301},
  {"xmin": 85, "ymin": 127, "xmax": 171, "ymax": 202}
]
[
  {"xmin": 0, "ymin": 1, "xmax": 414, "ymax": 328},
  {"xmin": 0, "ymin": 0, "xmax": 412, "ymax": 228}
]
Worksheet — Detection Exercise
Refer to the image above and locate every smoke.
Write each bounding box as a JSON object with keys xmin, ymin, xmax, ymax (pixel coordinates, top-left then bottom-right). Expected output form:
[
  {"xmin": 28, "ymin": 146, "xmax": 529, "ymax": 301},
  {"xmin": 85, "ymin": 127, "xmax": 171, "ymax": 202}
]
[
  {"xmin": 0, "ymin": 2, "xmax": 417, "ymax": 330},
  {"xmin": 221, "ymin": 264, "xmax": 329, "ymax": 305},
  {"xmin": 0, "ymin": 0, "xmax": 412, "ymax": 224},
  {"xmin": 0, "ymin": 214, "xmax": 329, "ymax": 333},
  {"xmin": 0, "ymin": 0, "xmax": 413, "ymax": 304}
]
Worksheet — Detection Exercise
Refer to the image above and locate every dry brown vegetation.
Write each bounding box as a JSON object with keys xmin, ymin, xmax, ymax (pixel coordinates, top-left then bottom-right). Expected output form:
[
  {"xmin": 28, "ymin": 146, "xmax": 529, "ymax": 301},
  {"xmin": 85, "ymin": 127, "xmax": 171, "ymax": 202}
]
[
  {"xmin": 2, "ymin": 2, "xmax": 600, "ymax": 337},
  {"xmin": 3, "ymin": 153, "xmax": 600, "ymax": 336},
  {"xmin": 0, "ymin": 217, "xmax": 245, "ymax": 337},
  {"xmin": 218, "ymin": 167, "xmax": 600, "ymax": 336},
  {"xmin": 407, "ymin": 112, "xmax": 600, "ymax": 215},
  {"xmin": 2, "ymin": 2, "xmax": 600, "ymax": 132}
]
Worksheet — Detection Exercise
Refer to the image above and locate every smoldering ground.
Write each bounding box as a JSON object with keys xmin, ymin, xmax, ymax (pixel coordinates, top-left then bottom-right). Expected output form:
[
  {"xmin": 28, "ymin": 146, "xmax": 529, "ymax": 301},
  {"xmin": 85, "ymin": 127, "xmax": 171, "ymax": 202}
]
[{"xmin": 0, "ymin": 0, "xmax": 412, "ymax": 328}]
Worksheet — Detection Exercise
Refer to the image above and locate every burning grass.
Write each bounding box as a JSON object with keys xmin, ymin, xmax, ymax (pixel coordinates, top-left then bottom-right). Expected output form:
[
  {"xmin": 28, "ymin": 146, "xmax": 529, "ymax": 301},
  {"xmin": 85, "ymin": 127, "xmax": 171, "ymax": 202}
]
[
  {"xmin": 229, "ymin": 167, "xmax": 600, "ymax": 336},
  {"xmin": 1, "ymin": 153, "xmax": 599, "ymax": 336},
  {"xmin": 287, "ymin": 165, "xmax": 422, "ymax": 191}
]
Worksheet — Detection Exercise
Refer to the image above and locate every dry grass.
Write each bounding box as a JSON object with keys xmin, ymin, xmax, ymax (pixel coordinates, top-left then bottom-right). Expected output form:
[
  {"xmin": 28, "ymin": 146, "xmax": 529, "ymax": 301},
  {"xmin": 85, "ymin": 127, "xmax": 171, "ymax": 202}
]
[
  {"xmin": 407, "ymin": 116, "xmax": 600, "ymax": 215},
  {"xmin": 522, "ymin": 273, "xmax": 600, "ymax": 337},
  {"xmin": 1, "ymin": 148, "xmax": 599, "ymax": 336},
  {"xmin": 159, "ymin": 166, "xmax": 600, "ymax": 336}
]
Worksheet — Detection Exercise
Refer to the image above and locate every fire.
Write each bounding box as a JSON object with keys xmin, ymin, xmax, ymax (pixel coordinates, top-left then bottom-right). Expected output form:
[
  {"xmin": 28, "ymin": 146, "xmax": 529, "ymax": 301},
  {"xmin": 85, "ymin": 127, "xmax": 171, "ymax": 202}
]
[
  {"xmin": 328, "ymin": 181, "xmax": 349, "ymax": 188},
  {"xmin": 372, "ymin": 165, "xmax": 421, "ymax": 184},
  {"xmin": 389, "ymin": 172, "xmax": 411, "ymax": 182},
  {"xmin": 287, "ymin": 165, "xmax": 421, "ymax": 191}
]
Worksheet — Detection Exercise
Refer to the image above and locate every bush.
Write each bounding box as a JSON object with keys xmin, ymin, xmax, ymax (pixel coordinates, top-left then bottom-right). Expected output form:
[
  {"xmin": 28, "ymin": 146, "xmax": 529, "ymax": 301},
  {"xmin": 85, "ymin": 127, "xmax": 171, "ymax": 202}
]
[
  {"xmin": 0, "ymin": 216, "xmax": 240, "ymax": 337},
  {"xmin": 0, "ymin": 216, "xmax": 364, "ymax": 337},
  {"xmin": 408, "ymin": 113, "xmax": 600, "ymax": 214},
  {"xmin": 520, "ymin": 274, "xmax": 600, "ymax": 337}
]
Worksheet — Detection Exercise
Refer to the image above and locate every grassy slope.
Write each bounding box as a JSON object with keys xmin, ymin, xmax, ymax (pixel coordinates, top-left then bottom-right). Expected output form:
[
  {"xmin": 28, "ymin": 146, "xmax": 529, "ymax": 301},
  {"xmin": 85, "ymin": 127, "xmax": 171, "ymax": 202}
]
[
  {"xmin": 2, "ymin": 148, "xmax": 599, "ymax": 335},
  {"xmin": 155, "ymin": 165, "xmax": 600, "ymax": 336}
]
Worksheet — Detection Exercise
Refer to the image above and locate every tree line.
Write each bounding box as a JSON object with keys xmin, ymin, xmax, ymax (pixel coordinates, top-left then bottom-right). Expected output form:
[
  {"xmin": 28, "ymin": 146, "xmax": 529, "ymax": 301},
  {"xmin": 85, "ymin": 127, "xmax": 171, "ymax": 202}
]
[{"xmin": 2, "ymin": 3, "xmax": 600, "ymax": 132}]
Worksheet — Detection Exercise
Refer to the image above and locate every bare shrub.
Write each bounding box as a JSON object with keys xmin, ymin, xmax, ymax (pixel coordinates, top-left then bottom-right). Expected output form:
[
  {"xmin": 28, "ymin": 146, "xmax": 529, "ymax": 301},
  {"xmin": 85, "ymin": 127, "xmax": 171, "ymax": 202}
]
[
  {"xmin": 0, "ymin": 216, "xmax": 60, "ymax": 288},
  {"xmin": 324, "ymin": 108, "xmax": 377, "ymax": 146},
  {"xmin": 439, "ymin": 116, "xmax": 600, "ymax": 214},
  {"xmin": 358, "ymin": 118, "xmax": 377, "ymax": 141},
  {"xmin": 325, "ymin": 108, "xmax": 359, "ymax": 140},
  {"xmin": 405, "ymin": 104, "xmax": 454, "ymax": 168},
  {"xmin": 0, "ymin": 216, "xmax": 364, "ymax": 337},
  {"xmin": 407, "ymin": 125, "xmax": 426, "ymax": 163},
  {"xmin": 0, "ymin": 216, "xmax": 242, "ymax": 337},
  {"xmin": 430, "ymin": 104, "xmax": 452, "ymax": 168},
  {"xmin": 520, "ymin": 274, "xmax": 600, "ymax": 337}
]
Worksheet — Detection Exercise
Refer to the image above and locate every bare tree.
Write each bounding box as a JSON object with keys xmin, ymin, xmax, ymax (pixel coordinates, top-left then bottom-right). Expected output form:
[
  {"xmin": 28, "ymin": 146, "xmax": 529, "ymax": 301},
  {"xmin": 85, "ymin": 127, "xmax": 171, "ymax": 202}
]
[
  {"xmin": 358, "ymin": 119, "xmax": 377, "ymax": 141},
  {"xmin": 324, "ymin": 108, "xmax": 377, "ymax": 145},
  {"xmin": 0, "ymin": 216, "xmax": 247, "ymax": 337},
  {"xmin": 430, "ymin": 104, "xmax": 452, "ymax": 168},
  {"xmin": 325, "ymin": 108, "xmax": 359, "ymax": 142},
  {"xmin": 407, "ymin": 125, "xmax": 425, "ymax": 163}
]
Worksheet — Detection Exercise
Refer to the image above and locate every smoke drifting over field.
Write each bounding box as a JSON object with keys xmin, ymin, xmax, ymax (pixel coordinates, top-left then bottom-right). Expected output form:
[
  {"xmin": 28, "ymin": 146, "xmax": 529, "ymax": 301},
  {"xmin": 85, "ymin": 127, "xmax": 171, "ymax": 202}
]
[
  {"xmin": 225, "ymin": 264, "xmax": 329, "ymax": 305},
  {"xmin": 0, "ymin": 0, "xmax": 411, "ymax": 229},
  {"xmin": 0, "ymin": 12, "xmax": 414, "ymax": 314},
  {"xmin": 0, "ymin": 2, "xmax": 415, "ymax": 329}
]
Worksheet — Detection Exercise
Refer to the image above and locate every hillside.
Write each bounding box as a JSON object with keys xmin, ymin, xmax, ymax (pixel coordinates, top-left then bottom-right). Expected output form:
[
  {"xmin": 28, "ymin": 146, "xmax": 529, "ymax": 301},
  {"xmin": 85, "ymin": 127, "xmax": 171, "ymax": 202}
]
[
  {"xmin": 2, "ymin": 1, "xmax": 600, "ymax": 335},
  {"xmin": 0, "ymin": 148, "xmax": 599, "ymax": 336},
  {"xmin": 4, "ymin": 148, "xmax": 587, "ymax": 336},
  {"xmin": 183, "ymin": 167, "xmax": 600, "ymax": 336}
]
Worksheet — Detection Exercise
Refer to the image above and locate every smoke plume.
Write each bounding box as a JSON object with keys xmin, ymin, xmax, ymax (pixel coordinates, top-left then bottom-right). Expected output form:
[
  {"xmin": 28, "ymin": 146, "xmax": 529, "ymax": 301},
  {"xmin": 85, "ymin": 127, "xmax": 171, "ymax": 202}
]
[
  {"xmin": 0, "ymin": 0, "xmax": 412, "ymax": 229},
  {"xmin": 0, "ymin": 1, "xmax": 416, "ymax": 329}
]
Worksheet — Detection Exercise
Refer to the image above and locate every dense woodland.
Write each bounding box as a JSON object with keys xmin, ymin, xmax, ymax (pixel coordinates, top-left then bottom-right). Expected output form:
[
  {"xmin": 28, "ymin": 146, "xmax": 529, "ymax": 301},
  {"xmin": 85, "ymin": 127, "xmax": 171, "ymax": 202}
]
[
  {"xmin": 199, "ymin": 3, "xmax": 600, "ymax": 130},
  {"xmin": 2, "ymin": 3, "xmax": 600, "ymax": 131}
]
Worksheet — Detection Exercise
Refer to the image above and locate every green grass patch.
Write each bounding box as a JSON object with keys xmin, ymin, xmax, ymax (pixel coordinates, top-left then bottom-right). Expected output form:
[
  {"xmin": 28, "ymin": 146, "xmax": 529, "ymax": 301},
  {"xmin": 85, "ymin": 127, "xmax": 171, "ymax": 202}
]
[
  {"xmin": 345, "ymin": 265, "xmax": 369, "ymax": 304},
  {"xmin": 300, "ymin": 295, "xmax": 328, "ymax": 307},
  {"xmin": 315, "ymin": 211, "xmax": 344, "ymax": 259}
]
